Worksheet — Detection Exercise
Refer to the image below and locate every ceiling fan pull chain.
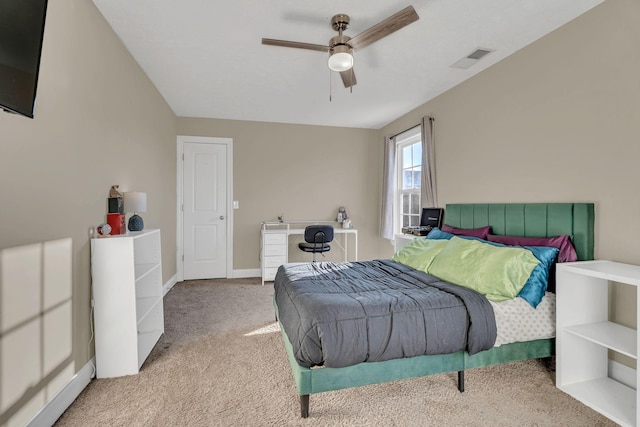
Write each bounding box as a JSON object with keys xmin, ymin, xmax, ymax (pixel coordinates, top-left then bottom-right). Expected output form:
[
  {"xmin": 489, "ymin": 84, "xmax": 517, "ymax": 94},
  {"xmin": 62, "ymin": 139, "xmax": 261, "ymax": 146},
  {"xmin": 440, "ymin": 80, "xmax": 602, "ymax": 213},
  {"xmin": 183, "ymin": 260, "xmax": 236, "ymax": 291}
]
[
  {"xmin": 350, "ymin": 57, "xmax": 354, "ymax": 94},
  {"xmin": 329, "ymin": 70, "xmax": 333, "ymax": 102}
]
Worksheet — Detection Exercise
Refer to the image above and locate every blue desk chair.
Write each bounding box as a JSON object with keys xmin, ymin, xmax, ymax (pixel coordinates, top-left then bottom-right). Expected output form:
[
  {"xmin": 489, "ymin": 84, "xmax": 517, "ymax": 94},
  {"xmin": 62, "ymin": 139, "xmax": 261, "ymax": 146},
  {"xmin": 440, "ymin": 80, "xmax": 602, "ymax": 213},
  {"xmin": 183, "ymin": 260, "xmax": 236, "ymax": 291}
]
[{"xmin": 298, "ymin": 225, "xmax": 334, "ymax": 262}]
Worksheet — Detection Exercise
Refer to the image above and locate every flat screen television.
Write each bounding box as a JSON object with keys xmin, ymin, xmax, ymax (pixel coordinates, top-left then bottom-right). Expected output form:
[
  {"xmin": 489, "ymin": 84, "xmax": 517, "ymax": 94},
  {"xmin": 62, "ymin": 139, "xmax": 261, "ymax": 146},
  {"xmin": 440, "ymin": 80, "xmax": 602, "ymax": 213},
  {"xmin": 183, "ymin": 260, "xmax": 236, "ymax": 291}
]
[{"xmin": 0, "ymin": 0, "xmax": 48, "ymax": 118}]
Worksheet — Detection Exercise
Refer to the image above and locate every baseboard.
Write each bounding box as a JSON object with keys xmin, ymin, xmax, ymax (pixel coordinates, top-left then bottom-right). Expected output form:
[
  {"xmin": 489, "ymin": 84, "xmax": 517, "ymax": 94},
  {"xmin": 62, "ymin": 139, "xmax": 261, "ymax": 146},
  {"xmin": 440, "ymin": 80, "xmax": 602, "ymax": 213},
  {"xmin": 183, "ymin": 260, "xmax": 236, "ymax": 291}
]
[
  {"xmin": 163, "ymin": 274, "xmax": 178, "ymax": 296},
  {"xmin": 232, "ymin": 268, "xmax": 261, "ymax": 279},
  {"xmin": 167, "ymin": 270, "xmax": 261, "ymax": 287},
  {"xmin": 609, "ymin": 359, "xmax": 636, "ymax": 390},
  {"xmin": 27, "ymin": 357, "xmax": 95, "ymax": 427}
]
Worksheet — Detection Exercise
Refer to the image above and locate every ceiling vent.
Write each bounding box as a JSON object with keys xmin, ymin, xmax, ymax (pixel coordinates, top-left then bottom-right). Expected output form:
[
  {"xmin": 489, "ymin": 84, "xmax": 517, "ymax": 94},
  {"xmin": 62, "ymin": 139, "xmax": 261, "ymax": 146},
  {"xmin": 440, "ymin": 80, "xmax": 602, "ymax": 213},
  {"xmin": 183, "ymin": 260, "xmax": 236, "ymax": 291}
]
[{"xmin": 451, "ymin": 48, "xmax": 494, "ymax": 69}]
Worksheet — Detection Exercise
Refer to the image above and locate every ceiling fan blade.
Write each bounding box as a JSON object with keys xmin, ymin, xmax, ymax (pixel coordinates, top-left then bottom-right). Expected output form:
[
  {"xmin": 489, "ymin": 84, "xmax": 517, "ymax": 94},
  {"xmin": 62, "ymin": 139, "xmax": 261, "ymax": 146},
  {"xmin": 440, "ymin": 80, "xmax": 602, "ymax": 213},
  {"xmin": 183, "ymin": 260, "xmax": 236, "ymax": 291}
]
[
  {"xmin": 348, "ymin": 6, "xmax": 419, "ymax": 51},
  {"xmin": 340, "ymin": 68, "xmax": 357, "ymax": 88},
  {"xmin": 262, "ymin": 38, "xmax": 329, "ymax": 53}
]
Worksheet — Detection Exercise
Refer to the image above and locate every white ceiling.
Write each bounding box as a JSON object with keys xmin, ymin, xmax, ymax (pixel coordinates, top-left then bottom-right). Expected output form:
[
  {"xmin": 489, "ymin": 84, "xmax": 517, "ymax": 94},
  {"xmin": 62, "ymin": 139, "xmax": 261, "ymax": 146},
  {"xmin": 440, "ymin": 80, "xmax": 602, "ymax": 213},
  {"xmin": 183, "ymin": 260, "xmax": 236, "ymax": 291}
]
[{"xmin": 92, "ymin": 0, "xmax": 604, "ymax": 129}]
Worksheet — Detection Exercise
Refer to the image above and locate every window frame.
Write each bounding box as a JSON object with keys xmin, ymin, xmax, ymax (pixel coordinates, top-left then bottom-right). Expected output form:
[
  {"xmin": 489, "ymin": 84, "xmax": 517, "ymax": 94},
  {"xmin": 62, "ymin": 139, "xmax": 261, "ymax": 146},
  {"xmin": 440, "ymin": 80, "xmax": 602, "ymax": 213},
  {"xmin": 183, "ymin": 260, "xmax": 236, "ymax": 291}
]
[{"xmin": 394, "ymin": 126, "xmax": 422, "ymax": 235}]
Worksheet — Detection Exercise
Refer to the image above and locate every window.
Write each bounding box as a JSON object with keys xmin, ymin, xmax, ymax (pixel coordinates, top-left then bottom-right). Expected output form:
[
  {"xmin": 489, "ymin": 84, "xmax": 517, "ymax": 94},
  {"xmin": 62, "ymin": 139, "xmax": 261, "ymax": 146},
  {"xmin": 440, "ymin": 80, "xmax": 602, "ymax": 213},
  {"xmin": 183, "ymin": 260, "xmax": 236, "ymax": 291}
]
[
  {"xmin": 395, "ymin": 126, "xmax": 422, "ymax": 233},
  {"xmin": 381, "ymin": 118, "xmax": 434, "ymax": 240}
]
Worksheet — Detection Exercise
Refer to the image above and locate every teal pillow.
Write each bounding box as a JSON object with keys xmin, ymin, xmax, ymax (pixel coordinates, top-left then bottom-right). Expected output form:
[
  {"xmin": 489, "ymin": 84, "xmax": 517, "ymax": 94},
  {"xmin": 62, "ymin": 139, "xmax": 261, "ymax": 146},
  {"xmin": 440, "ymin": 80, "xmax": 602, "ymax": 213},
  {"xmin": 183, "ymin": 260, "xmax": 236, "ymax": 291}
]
[
  {"xmin": 511, "ymin": 245, "xmax": 558, "ymax": 307},
  {"xmin": 427, "ymin": 237, "xmax": 540, "ymax": 302},
  {"xmin": 425, "ymin": 228, "xmax": 455, "ymax": 240},
  {"xmin": 426, "ymin": 227, "xmax": 485, "ymax": 242},
  {"xmin": 392, "ymin": 238, "xmax": 449, "ymax": 272}
]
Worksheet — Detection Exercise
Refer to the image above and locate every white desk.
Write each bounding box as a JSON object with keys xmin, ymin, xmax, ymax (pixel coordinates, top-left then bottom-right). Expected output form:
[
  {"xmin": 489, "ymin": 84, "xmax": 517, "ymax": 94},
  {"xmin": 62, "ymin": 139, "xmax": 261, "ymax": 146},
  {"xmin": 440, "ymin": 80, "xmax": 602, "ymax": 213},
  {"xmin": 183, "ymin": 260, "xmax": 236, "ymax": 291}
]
[{"xmin": 260, "ymin": 221, "xmax": 358, "ymax": 285}]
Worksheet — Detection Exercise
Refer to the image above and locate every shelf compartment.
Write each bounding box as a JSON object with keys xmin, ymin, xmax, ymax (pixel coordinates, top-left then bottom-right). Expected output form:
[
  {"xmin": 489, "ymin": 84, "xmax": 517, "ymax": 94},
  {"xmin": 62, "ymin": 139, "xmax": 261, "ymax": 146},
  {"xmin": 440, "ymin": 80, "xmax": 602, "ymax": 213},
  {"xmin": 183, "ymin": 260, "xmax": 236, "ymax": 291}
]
[
  {"xmin": 565, "ymin": 321, "xmax": 637, "ymax": 359},
  {"xmin": 136, "ymin": 297, "xmax": 161, "ymax": 325},
  {"xmin": 560, "ymin": 377, "xmax": 635, "ymax": 427},
  {"xmin": 135, "ymin": 262, "xmax": 160, "ymax": 282},
  {"xmin": 133, "ymin": 230, "xmax": 161, "ymax": 265},
  {"xmin": 137, "ymin": 328, "xmax": 163, "ymax": 369},
  {"xmin": 563, "ymin": 261, "xmax": 640, "ymax": 286},
  {"xmin": 135, "ymin": 263, "xmax": 162, "ymax": 299},
  {"xmin": 137, "ymin": 302, "xmax": 164, "ymax": 368}
]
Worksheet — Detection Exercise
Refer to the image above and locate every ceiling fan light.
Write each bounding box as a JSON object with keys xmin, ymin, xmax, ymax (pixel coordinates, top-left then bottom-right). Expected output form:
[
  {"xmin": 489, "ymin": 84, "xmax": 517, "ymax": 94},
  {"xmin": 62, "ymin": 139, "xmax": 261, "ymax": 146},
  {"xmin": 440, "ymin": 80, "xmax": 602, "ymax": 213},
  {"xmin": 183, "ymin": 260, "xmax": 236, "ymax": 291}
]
[{"xmin": 328, "ymin": 49, "xmax": 353, "ymax": 72}]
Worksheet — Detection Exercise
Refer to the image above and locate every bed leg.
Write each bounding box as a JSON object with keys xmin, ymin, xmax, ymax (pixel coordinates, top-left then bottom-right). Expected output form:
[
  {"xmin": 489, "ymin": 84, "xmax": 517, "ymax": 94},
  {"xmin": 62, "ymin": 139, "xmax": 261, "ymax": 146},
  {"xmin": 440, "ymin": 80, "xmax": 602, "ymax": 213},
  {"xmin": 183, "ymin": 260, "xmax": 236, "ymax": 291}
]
[
  {"xmin": 300, "ymin": 395, "xmax": 309, "ymax": 418},
  {"xmin": 458, "ymin": 371, "xmax": 465, "ymax": 392}
]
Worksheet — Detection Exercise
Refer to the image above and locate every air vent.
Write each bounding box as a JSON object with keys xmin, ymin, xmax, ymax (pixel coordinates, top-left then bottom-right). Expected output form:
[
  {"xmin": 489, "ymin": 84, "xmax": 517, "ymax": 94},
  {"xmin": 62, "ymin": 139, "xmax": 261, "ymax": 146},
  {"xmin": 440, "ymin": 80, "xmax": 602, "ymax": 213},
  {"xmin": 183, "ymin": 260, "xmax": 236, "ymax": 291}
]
[
  {"xmin": 467, "ymin": 49, "xmax": 492, "ymax": 60},
  {"xmin": 451, "ymin": 48, "xmax": 494, "ymax": 69}
]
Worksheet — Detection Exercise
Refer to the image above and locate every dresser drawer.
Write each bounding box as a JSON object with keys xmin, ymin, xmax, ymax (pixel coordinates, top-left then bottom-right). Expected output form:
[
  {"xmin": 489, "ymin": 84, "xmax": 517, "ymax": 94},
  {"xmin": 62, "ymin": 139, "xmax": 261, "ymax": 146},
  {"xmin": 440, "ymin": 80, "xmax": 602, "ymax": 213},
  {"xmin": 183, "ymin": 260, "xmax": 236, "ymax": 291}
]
[
  {"xmin": 264, "ymin": 232, "xmax": 287, "ymax": 245},
  {"xmin": 264, "ymin": 244, "xmax": 286, "ymax": 256},
  {"xmin": 263, "ymin": 255, "xmax": 286, "ymax": 268},
  {"xmin": 263, "ymin": 267, "xmax": 280, "ymax": 281}
]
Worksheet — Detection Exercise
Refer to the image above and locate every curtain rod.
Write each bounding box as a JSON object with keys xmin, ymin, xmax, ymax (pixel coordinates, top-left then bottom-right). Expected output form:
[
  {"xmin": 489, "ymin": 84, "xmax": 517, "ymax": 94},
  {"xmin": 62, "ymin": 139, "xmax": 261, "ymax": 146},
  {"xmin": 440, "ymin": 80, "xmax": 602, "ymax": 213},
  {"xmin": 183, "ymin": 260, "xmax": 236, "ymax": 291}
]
[{"xmin": 388, "ymin": 116, "xmax": 434, "ymax": 140}]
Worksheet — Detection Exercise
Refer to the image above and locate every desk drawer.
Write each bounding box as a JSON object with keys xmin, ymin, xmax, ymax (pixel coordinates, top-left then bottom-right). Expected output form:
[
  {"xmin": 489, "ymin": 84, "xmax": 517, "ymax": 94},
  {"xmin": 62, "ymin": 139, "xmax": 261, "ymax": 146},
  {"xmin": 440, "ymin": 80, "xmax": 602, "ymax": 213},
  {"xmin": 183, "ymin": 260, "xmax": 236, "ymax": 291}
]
[
  {"xmin": 263, "ymin": 256, "xmax": 286, "ymax": 268},
  {"xmin": 264, "ymin": 244, "xmax": 286, "ymax": 256},
  {"xmin": 264, "ymin": 233, "xmax": 287, "ymax": 245}
]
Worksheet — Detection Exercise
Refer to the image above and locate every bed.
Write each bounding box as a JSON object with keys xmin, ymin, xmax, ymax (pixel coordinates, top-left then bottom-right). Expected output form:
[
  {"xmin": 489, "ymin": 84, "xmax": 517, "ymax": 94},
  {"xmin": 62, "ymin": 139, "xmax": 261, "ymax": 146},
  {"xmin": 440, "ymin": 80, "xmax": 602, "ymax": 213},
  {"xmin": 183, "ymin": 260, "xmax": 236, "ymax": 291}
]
[{"xmin": 274, "ymin": 203, "xmax": 595, "ymax": 417}]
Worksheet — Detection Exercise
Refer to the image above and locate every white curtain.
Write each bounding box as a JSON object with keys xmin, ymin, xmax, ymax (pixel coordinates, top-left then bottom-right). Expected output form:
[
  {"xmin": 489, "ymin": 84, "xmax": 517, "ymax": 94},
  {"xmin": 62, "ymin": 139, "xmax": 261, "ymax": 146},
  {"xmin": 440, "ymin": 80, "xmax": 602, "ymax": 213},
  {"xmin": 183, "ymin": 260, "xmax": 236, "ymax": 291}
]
[
  {"xmin": 380, "ymin": 135, "xmax": 396, "ymax": 240},
  {"xmin": 420, "ymin": 116, "xmax": 437, "ymax": 208}
]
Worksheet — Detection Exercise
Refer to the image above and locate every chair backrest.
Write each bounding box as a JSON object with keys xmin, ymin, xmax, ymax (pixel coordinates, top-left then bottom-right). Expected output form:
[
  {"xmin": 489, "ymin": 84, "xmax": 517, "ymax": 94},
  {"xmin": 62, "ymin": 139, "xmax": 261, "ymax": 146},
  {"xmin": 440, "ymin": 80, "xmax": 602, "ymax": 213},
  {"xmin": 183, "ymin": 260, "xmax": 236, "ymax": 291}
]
[{"xmin": 304, "ymin": 225, "xmax": 334, "ymax": 244}]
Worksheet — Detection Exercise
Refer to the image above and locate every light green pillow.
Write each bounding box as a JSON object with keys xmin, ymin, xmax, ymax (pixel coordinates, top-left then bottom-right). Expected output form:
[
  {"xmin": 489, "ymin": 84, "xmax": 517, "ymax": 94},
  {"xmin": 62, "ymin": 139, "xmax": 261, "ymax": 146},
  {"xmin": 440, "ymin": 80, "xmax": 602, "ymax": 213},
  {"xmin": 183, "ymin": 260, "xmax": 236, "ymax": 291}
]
[
  {"xmin": 427, "ymin": 236, "xmax": 540, "ymax": 302},
  {"xmin": 392, "ymin": 238, "xmax": 449, "ymax": 272}
]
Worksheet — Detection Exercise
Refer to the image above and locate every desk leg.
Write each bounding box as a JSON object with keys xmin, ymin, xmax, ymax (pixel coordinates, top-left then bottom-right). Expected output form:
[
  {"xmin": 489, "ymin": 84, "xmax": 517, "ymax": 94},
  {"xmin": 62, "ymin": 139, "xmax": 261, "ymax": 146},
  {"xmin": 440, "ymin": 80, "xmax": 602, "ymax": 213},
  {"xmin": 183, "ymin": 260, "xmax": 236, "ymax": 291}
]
[
  {"xmin": 344, "ymin": 234, "xmax": 348, "ymax": 262},
  {"xmin": 354, "ymin": 232, "xmax": 358, "ymax": 261}
]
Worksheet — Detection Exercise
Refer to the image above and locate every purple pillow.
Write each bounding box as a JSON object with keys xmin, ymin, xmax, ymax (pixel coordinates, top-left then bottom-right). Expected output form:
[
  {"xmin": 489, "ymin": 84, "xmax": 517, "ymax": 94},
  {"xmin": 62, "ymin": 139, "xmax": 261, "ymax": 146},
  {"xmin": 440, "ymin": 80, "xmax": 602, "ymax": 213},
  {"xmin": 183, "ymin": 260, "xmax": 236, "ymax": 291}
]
[
  {"xmin": 441, "ymin": 224, "xmax": 491, "ymax": 240},
  {"xmin": 486, "ymin": 234, "xmax": 577, "ymax": 263}
]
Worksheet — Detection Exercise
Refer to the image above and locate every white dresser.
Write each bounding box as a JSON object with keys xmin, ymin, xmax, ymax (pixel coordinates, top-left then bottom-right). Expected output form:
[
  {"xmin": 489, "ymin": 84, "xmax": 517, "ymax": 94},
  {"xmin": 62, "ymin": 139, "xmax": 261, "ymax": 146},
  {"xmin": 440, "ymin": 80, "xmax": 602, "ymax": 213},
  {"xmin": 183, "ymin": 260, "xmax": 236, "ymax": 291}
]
[{"xmin": 261, "ymin": 225, "xmax": 289, "ymax": 285}]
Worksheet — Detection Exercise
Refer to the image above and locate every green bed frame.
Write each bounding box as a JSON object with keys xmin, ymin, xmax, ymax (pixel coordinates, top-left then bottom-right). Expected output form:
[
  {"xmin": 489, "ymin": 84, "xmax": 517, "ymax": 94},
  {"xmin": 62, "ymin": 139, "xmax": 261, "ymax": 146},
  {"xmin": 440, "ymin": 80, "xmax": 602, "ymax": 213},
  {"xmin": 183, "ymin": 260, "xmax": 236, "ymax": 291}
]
[{"xmin": 276, "ymin": 203, "xmax": 595, "ymax": 418}]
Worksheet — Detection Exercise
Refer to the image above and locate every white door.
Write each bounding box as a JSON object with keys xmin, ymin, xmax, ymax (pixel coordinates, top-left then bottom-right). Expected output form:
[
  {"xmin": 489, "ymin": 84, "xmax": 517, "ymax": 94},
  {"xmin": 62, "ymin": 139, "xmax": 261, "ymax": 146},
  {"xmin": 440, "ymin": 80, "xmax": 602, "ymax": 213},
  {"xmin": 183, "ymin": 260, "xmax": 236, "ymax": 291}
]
[{"xmin": 183, "ymin": 142, "xmax": 227, "ymax": 279}]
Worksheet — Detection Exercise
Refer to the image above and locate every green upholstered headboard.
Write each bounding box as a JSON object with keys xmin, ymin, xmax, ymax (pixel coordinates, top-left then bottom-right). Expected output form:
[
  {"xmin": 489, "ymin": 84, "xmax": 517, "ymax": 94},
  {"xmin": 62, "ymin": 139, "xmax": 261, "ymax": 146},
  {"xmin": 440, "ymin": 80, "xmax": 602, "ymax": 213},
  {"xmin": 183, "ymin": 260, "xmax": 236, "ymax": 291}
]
[{"xmin": 444, "ymin": 203, "xmax": 595, "ymax": 261}]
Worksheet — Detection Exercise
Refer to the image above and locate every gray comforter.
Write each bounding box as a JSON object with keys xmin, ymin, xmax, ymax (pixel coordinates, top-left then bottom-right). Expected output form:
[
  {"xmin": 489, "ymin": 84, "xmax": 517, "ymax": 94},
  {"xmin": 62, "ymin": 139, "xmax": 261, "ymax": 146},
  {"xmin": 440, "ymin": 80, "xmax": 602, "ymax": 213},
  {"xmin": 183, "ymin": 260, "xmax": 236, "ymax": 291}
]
[{"xmin": 274, "ymin": 260, "xmax": 497, "ymax": 368}]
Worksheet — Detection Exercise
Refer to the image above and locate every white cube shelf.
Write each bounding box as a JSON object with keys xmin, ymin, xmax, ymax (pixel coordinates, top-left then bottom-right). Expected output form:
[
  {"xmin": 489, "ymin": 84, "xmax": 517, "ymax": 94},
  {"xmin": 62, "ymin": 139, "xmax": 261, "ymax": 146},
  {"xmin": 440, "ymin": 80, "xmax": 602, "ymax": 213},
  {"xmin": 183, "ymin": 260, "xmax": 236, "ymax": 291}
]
[
  {"xmin": 556, "ymin": 260, "xmax": 640, "ymax": 427},
  {"xmin": 91, "ymin": 229, "xmax": 164, "ymax": 378}
]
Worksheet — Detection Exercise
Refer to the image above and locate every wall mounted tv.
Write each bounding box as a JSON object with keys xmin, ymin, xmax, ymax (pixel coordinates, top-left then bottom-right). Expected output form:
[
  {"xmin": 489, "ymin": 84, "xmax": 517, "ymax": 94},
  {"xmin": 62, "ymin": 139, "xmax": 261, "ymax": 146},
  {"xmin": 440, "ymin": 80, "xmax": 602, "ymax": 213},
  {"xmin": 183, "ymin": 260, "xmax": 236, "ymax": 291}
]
[{"xmin": 0, "ymin": 0, "xmax": 48, "ymax": 119}]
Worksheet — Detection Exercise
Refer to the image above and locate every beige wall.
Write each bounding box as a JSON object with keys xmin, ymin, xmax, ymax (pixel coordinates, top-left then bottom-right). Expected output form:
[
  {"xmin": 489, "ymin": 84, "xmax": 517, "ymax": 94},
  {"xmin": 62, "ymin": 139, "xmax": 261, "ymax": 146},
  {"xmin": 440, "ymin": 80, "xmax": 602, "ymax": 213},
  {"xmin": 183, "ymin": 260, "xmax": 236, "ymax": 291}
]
[
  {"xmin": 177, "ymin": 118, "xmax": 389, "ymax": 267},
  {"xmin": 0, "ymin": 0, "xmax": 177, "ymax": 418},
  {"xmin": 381, "ymin": 0, "xmax": 640, "ymax": 363}
]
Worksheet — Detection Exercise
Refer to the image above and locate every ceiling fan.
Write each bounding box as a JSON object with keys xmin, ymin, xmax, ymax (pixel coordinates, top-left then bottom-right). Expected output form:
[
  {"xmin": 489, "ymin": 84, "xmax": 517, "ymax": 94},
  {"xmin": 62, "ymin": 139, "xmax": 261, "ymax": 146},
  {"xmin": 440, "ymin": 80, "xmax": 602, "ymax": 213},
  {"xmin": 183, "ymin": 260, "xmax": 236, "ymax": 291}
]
[{"xmin": 262, "ymin": 5, "xmax": 420, "ymax": 89}]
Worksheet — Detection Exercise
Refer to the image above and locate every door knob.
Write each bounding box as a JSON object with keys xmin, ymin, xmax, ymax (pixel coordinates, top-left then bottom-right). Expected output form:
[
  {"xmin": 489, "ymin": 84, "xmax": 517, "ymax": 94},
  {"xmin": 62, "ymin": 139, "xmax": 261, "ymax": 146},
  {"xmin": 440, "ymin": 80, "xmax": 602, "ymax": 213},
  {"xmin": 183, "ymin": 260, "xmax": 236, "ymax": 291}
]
[{"xmin": 220, "ymin": 215, "xmax": 225, "ymax": 220}]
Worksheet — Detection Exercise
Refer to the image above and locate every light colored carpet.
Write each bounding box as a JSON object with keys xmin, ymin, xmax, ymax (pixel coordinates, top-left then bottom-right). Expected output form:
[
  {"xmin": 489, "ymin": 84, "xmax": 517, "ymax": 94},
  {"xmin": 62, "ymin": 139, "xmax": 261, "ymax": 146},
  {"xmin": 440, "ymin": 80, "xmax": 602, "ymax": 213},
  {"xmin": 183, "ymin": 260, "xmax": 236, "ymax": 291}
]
[{"xmin": 56, "ymin": 278, "xmax": 616, "ymax": 426}]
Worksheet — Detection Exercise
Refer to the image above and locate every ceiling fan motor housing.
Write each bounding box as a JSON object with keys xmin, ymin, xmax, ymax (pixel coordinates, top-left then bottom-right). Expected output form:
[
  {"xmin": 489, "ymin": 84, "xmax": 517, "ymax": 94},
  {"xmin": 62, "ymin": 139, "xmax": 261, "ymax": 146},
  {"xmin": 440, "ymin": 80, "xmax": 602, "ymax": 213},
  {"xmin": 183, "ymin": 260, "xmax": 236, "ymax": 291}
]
[
  {"xmin": 329, "ymin": 34, "xmax": 352, "ymax": 51},
  {"xmin": 331, "ymin": 14, "xmax": 350, "ymax": 32}
]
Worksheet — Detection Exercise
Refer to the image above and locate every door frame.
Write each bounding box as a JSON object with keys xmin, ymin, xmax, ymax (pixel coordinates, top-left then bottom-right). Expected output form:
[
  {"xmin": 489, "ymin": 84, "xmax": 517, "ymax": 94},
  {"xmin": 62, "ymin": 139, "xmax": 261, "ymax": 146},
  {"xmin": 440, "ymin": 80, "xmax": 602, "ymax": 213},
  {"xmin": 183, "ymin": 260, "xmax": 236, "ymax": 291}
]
[{"xmin": 176, "ymin": 135, "xmax": 234, "ymax": 281}]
